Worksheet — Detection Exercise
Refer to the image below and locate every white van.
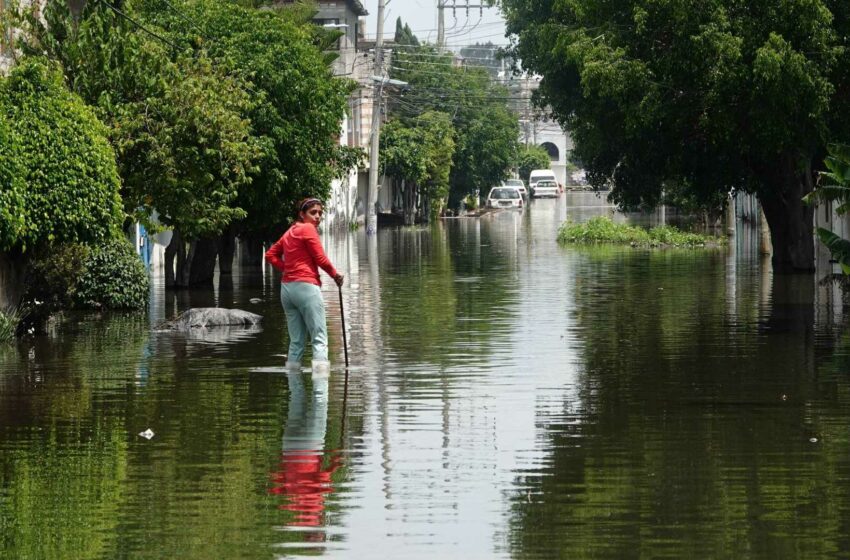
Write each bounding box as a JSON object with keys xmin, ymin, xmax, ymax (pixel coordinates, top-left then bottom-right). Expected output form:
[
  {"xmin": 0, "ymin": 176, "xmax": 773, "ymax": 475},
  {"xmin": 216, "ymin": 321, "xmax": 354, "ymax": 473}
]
[{"xmin": 528, "ymin": 169, "xmax": 558, "ymax": 197}]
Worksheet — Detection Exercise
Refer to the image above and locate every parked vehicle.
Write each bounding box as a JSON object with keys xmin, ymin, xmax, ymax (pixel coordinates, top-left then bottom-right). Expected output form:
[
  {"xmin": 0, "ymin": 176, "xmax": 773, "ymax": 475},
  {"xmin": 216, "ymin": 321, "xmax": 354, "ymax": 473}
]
[
  {"xmin": 486, "ymin": 187, "xmax": 524, "ymax": 209},
  {"xmin": 502, "ymin": 179, "xmax": 527, "ymax": 199},
  {"xmin": 528, "ymin": 169, "xmax": 557, "ymax": 192},
  {"xmin": 531, "ymin": 179, "xmax": 559, "ymax": 198}
]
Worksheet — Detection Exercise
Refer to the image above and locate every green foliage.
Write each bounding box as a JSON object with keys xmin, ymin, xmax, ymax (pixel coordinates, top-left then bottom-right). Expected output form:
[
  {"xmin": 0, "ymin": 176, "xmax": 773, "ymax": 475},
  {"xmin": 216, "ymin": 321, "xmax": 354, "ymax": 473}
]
[
  {"xmin": 558, "ymin": 217, "xmax": 722, "ymax": 248},
  {"xmin": 136, "ymin": 0, "xmax": 355, "ymax": 236},
  {"xmin": 516, "ymin": 146, "xmax": 551, "ymax": 183},
  {"xmin": 805, "ymin": 145, "xmax": 850, "ymax": 275},
  {"xmin": 0, "ymin": 308, "xmax": 19, "ymax": 343},
  {"xmin": 501, "ymin": 0, "xmax": 850, "ymax": 269},
  {"xmin": 381, "ymin": 111, "xmax": 456, "ymax": 214},
  {"xmin": 816, "ymin": 228, "xmax": 850, "ymax": 275},
  {"xmin": 0, "ymin": 59, "xmax": 123, "ymax": 252},
  {"xmin": 75, "ymin": 240, "xmax": 150, "ymax": 309},
  {"xmin": 394, "ymin": 17, "xmax": 419, "ymax": 46},
  {"xmin": 388, "ymin": 34, "xmax": 520, "ymax": 206},
  {"xmin": 806, "ymin": 143, "xmax": 850, "ymax": 215},
  {"xmin": 19, "ymin": 0, "xmax": 260, "ymax": 239},
  {"xmin": 27, "ymin": 243, "xmax": 91, "ymax": 309}
]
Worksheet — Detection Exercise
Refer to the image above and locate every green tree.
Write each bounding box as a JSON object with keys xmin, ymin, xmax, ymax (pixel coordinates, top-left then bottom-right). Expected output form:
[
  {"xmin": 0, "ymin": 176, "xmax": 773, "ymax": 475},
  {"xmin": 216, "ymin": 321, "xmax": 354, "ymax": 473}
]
[
  {"xmin": 501, "ymin": 0, "xmax": 850, "ymax": 272},
  {"xmin": 381, "ymin": 111, "xmax": 455, "ymax": 223},
  {"xmin": 394, "ymin": 17, "xmax": 419, "ymax": 46},
  {"xmin": 137, "ymin": 0, "xmax": 356, "ymax": 238},
  {"xmin": 805, "ymin": 143, "xmax": 850, "ymax": 274},
  {"xmin": 0, "ymin": 58, "xmax": 122, "ymax": 253},
  {"xmin": 18, "ymin": 0, "xmax": 261, "ymax": 286},
  {"xmin": 389, "ymin": 38, "xmax": 520, "ymax": 209},
  {"xmin": 516, "ymin": 145, "xmax": 551, "ymax": 183}
]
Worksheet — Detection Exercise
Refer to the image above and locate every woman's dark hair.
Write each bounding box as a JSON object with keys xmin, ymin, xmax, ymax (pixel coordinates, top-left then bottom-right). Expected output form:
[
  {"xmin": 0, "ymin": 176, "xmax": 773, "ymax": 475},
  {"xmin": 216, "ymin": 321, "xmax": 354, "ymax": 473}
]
[{"xmin": 295, "ymin": 198, "xmax": 323, "ymax": 221}]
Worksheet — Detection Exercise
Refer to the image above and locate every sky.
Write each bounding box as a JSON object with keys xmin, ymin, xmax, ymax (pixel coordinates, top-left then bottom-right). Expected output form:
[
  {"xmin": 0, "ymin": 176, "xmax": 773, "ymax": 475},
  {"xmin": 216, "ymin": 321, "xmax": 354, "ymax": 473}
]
[{"xmin": 362, "ymin": 0, "xmax": 509, "ymax": 48}]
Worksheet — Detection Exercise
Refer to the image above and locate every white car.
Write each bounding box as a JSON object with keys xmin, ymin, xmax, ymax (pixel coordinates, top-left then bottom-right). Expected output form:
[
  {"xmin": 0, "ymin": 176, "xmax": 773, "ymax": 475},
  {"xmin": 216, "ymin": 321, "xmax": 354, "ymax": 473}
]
[
  {"xmin": 502, "ymin": 179, "xmax": 527, "ymax": 199},
  {"xmin": 531, "ymin": 180, "xmax": 559, "ymax": 198},
  {"xmin": 486, "ymin": 187, "xmax": 524, "ymax": 209}
]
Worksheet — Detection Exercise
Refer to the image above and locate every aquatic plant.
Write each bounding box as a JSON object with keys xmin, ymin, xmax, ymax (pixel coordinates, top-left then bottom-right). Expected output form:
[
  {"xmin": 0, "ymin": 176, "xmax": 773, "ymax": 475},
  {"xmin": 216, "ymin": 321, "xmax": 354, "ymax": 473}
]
[
  {"xmin": 0, "ymin": 308, "xmax": 19, "ymax": 343},
  {"xmin": 557, "ymin": 217, "xmax": 723, "ymax": 248}
]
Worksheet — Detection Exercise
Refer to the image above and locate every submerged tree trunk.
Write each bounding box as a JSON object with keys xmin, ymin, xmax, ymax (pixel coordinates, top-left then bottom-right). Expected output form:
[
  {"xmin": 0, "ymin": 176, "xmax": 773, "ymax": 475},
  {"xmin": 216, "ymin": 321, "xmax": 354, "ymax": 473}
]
[
  {"xmin": 188, "ymin": 236, "xmax": 219, "ymax": 286},
  {"xmin": 176, "ymin": 236, "xmax": 192, "ymax": 288},
  {"xmin": 164, "ymin": 231, "xmax": 180, "ymax": 288},
  {"xmin": 0, "ymin": 251, "xmax": 27, "ymax": 311},
  {"xmin": 403, "ymin": 180, "xmax": 416, "ymax": 226},
  {"xmin": 219, "ymin": 226, "xmax": 237, "ymax": 275},
  {"xmin": 240, "ymin": 233, "xmax": 265, "ymax": 268},
  {"xmin": 759, "ymin": 156, "xmax": 815, "ymax": 273}
]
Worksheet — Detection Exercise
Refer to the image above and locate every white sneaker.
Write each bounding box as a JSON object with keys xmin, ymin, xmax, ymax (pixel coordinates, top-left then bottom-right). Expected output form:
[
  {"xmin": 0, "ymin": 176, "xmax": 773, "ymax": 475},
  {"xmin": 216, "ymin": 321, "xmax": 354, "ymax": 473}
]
[{"xmin": 311, "ymin": 360, "xmax": 331, "ymax": 379}]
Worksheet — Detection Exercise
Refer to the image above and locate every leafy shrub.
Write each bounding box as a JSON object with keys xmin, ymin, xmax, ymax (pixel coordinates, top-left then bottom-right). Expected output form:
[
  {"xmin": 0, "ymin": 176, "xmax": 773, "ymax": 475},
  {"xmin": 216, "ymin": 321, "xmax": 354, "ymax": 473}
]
[
  {"xmin": 0, "ymin": 59, "xmax": 123, "ymax": 253},
  {"xmin": 26, "ymin": 243, "xmax": 91, "ymax": 309},
  {"xmin": 558, "ymin": 216, "xmax": 723, "ymax": 247},
  {"xmin": 75, "ymin": 240, "xmax": 150, "ymax": 309},
  {"xmin": 0, "ymin": 309, "xmax": 19, "ymax": 343}
]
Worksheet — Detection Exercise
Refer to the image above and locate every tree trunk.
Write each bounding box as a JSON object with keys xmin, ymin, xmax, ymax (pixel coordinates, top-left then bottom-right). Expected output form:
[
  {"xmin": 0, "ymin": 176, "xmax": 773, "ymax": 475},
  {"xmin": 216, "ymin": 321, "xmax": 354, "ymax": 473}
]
[
  {"xmin": 176, "ymin": 237, "xmax": 192, "ymax": 288},
  {"xmin": 403, "ymin": 180, "xmax": 416, "ymax": 226},
  {"xmin": 164, "ymin": 231, "xmax": 180, "ymax": 289},
  {"xmin": 759, "ymin": 156, "xmax": 815, "ymax": 273},
  {"xmin": 0, "ymin": 251, "xmax": 27, "ymax": 311},
  {"xmin": 188, "ymin": 236, "xmax": 219, "ymax": 286},
  {"xmin": 219, "ymin": 226, "xmax": 237, "ymax": 275},
  {"xmin": 240, "ymin": 233, "xmax": 264, "ymax": 268}
]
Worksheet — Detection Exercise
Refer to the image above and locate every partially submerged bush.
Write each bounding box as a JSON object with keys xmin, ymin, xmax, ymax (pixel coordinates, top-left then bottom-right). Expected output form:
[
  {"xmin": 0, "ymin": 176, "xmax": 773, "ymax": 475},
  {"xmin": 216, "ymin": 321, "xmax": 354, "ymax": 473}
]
[
  {"xmin": 24, "ymin": 239, "xmax": 149, "ymax": 315},
  {"xmin": 0, "ymin": 309, "xmax": 19, "ymax": 343},
  {"xmin": 557, "ymin": 216, "xmax": 723, "ymax": 248},
  {"xmin": 27, "ymin": 243, "xmax": 91, "ymax": 309},
  {"xmin": 75, "ymin": 240, "xmax": 150, "ymax": 310}
]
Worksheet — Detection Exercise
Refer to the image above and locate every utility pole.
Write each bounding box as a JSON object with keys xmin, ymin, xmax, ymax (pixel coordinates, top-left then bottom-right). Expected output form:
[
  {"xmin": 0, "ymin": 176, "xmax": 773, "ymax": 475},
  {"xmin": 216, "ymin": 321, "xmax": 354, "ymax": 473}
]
[
  {"xmin": 366, "ymin": 0, "xmax": 386, "ymax": 235},
  {"xmin": 437, "ymin": 0, "xmax": 445, "ymax": 49}
]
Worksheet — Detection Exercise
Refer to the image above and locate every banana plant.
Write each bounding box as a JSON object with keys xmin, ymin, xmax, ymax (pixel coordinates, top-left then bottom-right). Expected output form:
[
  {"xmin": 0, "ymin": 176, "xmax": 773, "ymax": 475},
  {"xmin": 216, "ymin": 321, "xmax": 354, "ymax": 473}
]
[
  {"xmin": 805, "ymin": 144, "xmax": 850, "ymax": 275},
  {"xmin": 804, "ymin": 143, "xmax": 850, "ymax": 214},
  {"xmin": 817, "ymin": 228, "xmax": 850, "ymax": 275}
]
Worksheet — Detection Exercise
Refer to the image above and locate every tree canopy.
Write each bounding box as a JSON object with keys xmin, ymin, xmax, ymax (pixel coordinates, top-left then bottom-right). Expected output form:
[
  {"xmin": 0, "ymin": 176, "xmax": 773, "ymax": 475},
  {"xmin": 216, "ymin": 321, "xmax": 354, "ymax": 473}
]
[
  {"xmin": 137, "ymin": 0, "xmax": 357, "ymax": 236},
  {"xmin": 516, "ymin": 145, "xmax": 551, "ymax": 183},
  {"xmin": 388, "ymin": 38, "xmax": 520, "ymax": 209},
  {"xmin": 19, "ymin": 0, "xmax": 260, "ymax": 239},
  {"xmin": 501, "ymin": 0, "xmax": 850, "ymax": 271},
  {"xmin": 0, "ymin": 59, "xmax": 122, "ymax": 252}
]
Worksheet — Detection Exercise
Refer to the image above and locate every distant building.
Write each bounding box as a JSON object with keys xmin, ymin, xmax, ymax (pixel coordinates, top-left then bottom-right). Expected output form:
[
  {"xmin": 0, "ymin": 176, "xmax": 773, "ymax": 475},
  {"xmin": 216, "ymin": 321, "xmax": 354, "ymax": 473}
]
[
  {"xmin": 276, "ymin": 0, "xmax": 374, "ymax": 230},
  {"xmin": 507, "ymin": 74, "xmax": 573, "ymax": 187}
]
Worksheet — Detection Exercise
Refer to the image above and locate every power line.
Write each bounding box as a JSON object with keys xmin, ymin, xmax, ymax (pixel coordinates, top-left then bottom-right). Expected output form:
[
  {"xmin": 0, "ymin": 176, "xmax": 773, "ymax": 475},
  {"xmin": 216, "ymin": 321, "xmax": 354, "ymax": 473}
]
[{"xmin": 98, "ymin": 0, "xmax": 180, "ymax": 51}]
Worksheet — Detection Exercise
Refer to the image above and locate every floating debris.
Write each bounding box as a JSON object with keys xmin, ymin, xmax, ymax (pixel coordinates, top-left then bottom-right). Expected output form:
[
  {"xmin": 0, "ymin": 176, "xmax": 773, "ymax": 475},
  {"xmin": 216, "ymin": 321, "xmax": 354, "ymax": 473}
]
[{"xmin": 138, "ymin": 429, "xmax": 155, "ymax": 440}]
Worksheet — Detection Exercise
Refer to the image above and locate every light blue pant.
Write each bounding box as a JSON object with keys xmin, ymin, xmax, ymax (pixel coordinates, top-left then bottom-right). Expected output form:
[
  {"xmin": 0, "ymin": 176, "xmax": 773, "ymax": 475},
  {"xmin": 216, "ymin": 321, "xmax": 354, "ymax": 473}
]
[{"xmin": 281, "ymin": 282, "xmax": 328, "ymax": 363}]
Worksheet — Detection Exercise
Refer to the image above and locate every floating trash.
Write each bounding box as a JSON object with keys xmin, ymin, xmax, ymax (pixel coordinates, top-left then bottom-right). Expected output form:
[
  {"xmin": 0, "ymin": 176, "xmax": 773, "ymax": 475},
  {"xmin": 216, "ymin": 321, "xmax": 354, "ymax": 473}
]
[
  {"xmin": 810, "ymin": 437, "xmax": 818, "ymax": 443},
  {"xmin": 249, "ymin": 298, "xmax": 262, "ymax": 304},
  {"xmin": 138, "ymin": 429, "xmax": 155, "ymax": 440}
]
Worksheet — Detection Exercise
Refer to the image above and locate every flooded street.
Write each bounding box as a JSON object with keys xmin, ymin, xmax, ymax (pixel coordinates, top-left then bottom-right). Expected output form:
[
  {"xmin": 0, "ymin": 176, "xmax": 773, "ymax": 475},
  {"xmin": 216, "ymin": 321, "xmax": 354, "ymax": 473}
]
[{"xmin": 2, "ymin": 195, "xmax": 850, "ymax": 559}]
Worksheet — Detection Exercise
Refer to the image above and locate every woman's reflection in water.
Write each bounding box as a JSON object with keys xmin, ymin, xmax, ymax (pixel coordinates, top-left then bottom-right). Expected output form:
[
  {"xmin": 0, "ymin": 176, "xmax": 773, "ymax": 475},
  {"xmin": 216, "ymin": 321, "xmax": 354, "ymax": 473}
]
[{"xmin": 270, "ymin": 373, "xmax": 341, "ymax": 540}]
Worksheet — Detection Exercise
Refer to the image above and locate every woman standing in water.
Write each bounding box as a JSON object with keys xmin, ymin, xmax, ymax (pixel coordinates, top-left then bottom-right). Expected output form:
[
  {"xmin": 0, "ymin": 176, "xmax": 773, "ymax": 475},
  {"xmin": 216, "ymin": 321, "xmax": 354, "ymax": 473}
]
[{"xmin": 265, "ymin": 198, "xmax": 344, "ymax": 378}]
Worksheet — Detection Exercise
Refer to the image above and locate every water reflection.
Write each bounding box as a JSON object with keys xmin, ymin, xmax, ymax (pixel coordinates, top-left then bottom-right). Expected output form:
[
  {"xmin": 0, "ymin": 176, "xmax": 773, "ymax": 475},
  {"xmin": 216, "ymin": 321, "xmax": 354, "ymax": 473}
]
[
  {"xmin": 271, "ymin": 375, "xmax": 340, "ymax": 542},
  {"xmin": 1, "ymin": 197, "xmax": 849, "ymax": 559}
]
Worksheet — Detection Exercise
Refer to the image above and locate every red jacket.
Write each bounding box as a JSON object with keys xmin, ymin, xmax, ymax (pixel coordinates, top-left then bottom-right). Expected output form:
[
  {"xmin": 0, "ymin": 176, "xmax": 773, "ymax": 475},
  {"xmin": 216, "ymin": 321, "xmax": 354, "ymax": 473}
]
[{"xmin": 265, "ymin": 222, "xmax": 338, "ymax": 286}]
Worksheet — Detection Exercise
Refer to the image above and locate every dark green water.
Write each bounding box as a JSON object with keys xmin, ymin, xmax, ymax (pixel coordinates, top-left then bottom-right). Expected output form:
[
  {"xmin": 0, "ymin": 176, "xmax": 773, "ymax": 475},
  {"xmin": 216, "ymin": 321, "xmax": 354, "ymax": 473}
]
[{"xmin": 1, "ymin": 195, "xmax": 849, "ymax": 559}]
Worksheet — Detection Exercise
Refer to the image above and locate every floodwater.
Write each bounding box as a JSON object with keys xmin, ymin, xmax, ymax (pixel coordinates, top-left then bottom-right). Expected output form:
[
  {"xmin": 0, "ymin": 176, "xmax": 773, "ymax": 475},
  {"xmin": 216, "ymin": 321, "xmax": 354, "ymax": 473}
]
[{"xmin": 2, "ymin": 194, "xmax": 850, "ymax": 559}]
